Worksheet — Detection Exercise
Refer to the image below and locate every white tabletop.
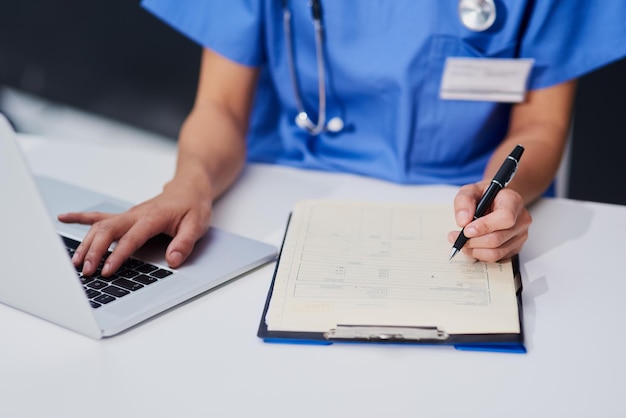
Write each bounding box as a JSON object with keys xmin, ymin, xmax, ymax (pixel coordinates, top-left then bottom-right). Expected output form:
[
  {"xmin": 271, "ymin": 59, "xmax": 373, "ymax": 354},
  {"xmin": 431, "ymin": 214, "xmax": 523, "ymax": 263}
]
[{"xmin": 3, "ymin": 134, "xmax": 626, "ymax": 418}]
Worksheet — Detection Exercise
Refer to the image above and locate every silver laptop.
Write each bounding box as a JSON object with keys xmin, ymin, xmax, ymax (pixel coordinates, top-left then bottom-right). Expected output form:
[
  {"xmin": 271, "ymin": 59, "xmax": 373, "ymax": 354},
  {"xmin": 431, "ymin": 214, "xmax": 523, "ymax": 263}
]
[{"xmin": 0, "ymin": 114, "xmax": 277, "ymax": 339}]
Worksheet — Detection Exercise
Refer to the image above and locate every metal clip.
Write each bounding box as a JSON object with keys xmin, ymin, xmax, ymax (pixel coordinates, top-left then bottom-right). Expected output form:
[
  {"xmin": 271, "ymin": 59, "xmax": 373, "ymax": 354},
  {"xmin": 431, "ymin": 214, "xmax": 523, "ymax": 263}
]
[{"xmin": 325, "ymin": 325, "xmax": 449, "ymax": 341}]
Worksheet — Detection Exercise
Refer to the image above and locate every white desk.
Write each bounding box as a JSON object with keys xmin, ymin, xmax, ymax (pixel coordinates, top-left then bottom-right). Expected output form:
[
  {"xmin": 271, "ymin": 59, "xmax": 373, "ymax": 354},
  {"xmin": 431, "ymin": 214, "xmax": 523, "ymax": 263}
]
[{"xmin": 3, "ymin": 134, "xmax": 626, "ymax": 418}]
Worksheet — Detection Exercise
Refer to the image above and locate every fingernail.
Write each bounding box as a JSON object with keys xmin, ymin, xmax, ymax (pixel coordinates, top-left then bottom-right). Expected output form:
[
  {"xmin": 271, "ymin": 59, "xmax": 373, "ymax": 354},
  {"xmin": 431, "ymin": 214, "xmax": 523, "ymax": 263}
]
[
  {"xmin": 83, "ymin": 260, "xmax": 92, "ymax": 273},
  {"xmin": 102, "ymin": 262, "xmax": 111, "ymax": 276},
  {"xmin": 465, "ymin": 226, "xmax": 477, "ymax": 237},
  {"xmin": 457, "ymin": 210, "xmax": 470, "ymax": 225},
  {"xmin": 169, "ymin": 251, "xmax": 183, "ymax": 267},
  {"xmin": 71, "ymin": 251, "xmax": 80, "ymax": 263}
]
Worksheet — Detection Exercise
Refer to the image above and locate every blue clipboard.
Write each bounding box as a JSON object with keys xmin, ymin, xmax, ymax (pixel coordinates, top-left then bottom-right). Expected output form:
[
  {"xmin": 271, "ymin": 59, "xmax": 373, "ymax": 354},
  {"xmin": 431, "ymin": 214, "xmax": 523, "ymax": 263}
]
[{"xmin": 257, "ymin": 215, "xmax": 526, "ymax": 354}]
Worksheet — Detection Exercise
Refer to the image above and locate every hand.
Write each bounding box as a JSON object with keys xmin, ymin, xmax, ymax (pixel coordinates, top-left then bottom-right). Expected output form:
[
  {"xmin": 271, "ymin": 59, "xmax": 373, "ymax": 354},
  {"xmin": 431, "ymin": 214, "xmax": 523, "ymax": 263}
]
[
  {"xmin": 58, "ymin": 177, "xmax": 213, "ymax": 277},
  {"xmin": 447, "ymin": 182, "xmax": 532, "ymax": 262}
]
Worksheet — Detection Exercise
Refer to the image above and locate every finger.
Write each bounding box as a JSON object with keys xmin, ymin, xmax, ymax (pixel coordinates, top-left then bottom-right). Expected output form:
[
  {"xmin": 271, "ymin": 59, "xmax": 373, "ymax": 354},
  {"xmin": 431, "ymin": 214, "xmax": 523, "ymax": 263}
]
[
  {"xmin": 71, "ymin": 227, "xmax": 96, "ymax": 268},
  {"xmin": 165, "ymin": 213, "xmax": 210, "ymax": 268},
  {"xmin": 462, "ymin": 205, "xmax": 530, "ymax": 263},
  {"xmin": 462, "ymin": 227, "xmax": 518, "ymax": 252},
  {"xmin": 462, "ymin": 189, "xmax": 524, "ymax": 240},
  {"xmin": 449, "ymin": 227, "xmax": 519, "ymax": 259},
  {"xmin": 491, "ymin": 188, "xmax": 525, "ymax": 222},
  {"xmin": 453, "ymin": 183, "xmax": 485, "ymax": 227},
  {"xmin": 462, "ymin": 230, "xmax": 528, "ymax": 263},
  {"xmin": 58, "ymin": 211, "xmax": 114, "ymax": 225},
  {"xmin": 447, "ymin": 230, "xmax": 461, "ymax": 245},
  {"xmin": 81, "ymin": 220, "xmax": 127, "ymax": 276},
  {"xmin": 101, "ymin": 217, "xmax": 167, "ymax": 276},
  {"xmin": 63, "ymin": 213, "xmax": 115, "ymax": 269}
]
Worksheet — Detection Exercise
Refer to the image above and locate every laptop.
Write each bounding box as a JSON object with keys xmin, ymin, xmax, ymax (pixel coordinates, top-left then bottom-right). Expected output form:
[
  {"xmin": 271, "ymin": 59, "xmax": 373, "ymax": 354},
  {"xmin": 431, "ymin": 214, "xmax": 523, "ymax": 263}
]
[{"xmin": 0, "ymin": 114, "xmax": 277, "ymax": 339}]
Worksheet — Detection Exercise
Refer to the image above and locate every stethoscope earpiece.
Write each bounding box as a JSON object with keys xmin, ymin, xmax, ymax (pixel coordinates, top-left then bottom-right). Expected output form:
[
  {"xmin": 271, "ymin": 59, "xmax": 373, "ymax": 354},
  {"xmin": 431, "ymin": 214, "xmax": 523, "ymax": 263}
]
[
  {"xmin": 295, "ymin": 112, "xmax": 344, "ymax": 134},
  {"xmin": 295, "ymin": 112, "xmax": 312, "ymax": 130}
]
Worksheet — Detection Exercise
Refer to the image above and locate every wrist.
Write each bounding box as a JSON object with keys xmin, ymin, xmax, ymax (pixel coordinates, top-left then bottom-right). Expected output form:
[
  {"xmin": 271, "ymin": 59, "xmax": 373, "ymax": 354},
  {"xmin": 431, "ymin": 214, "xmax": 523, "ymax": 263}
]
[{"xmin": 166, "ymin": 162, "xmax": 215, "ymax": 203}]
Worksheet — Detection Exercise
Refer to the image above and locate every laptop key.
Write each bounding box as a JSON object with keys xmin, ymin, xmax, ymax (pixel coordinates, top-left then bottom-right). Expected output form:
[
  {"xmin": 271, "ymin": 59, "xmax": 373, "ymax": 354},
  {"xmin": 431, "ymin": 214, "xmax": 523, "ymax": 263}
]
[
  {"xmin": 136, "ymin": 264, "xmax": 158, "ymax": 274},
  {"xmin": 80, "ymin": 276, "xmax": 95, "ymax": 285},
  {"xmin": 85, "ymin": 288, "xmax": 101, "ymax": 299},
  {"xmin": 93, "ymin": 294, "xmax": 116, "ymax": 305},
  {"xmin": 102, "ymin": 285, "xmax": 130, "ymax": 298},
  {"xmin": 151, "ymin": 269, "xmax": 173, "ymax": 279},
  {"xmin": 90, "ymin": 301, "xmax": 102, "ymax": 309},
  {"xmin": 112, "ymin": 278, "xmax": 144, "ymax": 291},
  {"xmin": 118, "ymin": 268, "xmax": 139, "ymax": 279},
  {"xmin": 122, "ymin": 258, "xmax": 144, "ymax": 269},
  {"xmin": 87, "ymin": 280, "xmax": 108, "ymax": 290},
  {"xmin": 98, "ymin": 274, "xmax": 119, "ymax": 283},
  {"xmin": 134, "ymin": 274, "xmax": 158, "ymax": 285}
]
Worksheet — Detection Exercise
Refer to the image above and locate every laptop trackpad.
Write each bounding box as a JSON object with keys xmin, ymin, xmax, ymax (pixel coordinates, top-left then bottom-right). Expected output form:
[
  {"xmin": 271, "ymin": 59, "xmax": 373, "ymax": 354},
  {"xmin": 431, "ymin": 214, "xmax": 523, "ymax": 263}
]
[
  {"xmin": 56, "ymin": 201, "xmax": 128, "ymax": 238},
  {"xmin": 83, "ymin": 201, "xmax": 127, "ymax": 215}
]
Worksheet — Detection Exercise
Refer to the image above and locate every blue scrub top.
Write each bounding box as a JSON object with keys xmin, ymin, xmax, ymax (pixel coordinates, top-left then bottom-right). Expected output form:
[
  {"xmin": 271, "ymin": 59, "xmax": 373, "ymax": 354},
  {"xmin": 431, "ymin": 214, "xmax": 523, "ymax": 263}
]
[{"xmin": 142, "ymin": 0, "xmax": 626, "ymax": 186}]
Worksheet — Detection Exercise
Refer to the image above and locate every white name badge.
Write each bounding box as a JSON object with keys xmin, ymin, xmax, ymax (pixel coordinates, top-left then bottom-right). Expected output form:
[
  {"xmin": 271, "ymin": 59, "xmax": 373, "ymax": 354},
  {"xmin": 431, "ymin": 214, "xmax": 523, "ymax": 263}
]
[{"xmin": 440, "ymin": 57, "xmax": 534, "ymax": 103}]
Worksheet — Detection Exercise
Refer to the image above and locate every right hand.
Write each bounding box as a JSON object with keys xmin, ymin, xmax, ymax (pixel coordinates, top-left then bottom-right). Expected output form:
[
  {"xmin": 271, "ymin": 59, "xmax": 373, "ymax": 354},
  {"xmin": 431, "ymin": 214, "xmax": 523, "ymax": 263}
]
[
  {"xmin": 58, "ymin": 177, "xmax": 213, "ymax": 277},
  {"xmin": 447, "ymin": 181, "xmax": 531, "ymax": 262}
]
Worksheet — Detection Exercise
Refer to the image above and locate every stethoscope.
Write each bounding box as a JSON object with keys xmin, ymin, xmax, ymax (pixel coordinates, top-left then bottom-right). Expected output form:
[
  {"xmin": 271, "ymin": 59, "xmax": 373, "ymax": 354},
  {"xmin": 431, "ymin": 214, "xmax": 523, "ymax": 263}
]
[
  {"xmin": 283, "ymin": 0, "xmax": 497, "ymax": 135},
  {"xmin": 458, "ymin": 0, "xmax": 497, "ymax": 32},
  {"xmin": 282, "ymin": 0, "xmax": 344, "ymax": 135}
]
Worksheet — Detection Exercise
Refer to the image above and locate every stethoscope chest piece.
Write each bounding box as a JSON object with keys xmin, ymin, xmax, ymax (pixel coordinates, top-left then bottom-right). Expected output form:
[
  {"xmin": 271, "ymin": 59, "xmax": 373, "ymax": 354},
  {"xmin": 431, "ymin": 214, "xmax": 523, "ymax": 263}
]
[{"xmin": 458, "ymin": 0, "xmax": 496, "ymax": 32}]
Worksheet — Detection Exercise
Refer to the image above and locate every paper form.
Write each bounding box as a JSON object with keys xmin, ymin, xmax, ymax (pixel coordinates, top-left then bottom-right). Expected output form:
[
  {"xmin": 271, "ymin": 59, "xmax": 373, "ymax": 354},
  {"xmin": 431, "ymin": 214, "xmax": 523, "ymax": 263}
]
[{"xmin": 265, "ymin": 200, "xmax": 520, "ymax": 335}]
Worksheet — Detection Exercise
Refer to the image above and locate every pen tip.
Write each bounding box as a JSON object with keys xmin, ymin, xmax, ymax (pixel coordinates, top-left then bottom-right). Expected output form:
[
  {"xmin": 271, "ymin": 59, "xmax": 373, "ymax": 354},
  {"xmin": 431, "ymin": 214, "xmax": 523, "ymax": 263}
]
[{"xmin": 449, "ymin": 248, "xmax": 458, "ymax": 261}]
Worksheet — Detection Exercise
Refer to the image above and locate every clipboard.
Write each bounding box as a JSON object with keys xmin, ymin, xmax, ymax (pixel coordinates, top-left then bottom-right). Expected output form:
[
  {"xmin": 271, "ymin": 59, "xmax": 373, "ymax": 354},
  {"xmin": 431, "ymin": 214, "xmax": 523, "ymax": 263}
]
[{"xmin": 257, "ymin": 201, "xmax": 526, "ymax": 353}]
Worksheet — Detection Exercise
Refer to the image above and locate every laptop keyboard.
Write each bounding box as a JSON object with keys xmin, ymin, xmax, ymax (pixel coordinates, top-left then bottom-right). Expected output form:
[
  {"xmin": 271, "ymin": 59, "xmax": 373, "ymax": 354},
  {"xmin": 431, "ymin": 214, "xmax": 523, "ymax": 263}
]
[{"xmin": 62, "ymin": 236, "xmax": 173, "ymax": 309}]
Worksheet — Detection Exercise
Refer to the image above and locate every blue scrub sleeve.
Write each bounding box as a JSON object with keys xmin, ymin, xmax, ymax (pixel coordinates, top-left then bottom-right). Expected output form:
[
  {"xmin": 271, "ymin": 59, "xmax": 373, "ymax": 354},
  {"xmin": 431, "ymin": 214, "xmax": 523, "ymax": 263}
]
[
  {"xmin": 141, "ymin": 0, "xmax": 264, "ymax": 67},
  {"xmin": 522, "ymin": 1, "xmax": 626, "ymax": 89}
]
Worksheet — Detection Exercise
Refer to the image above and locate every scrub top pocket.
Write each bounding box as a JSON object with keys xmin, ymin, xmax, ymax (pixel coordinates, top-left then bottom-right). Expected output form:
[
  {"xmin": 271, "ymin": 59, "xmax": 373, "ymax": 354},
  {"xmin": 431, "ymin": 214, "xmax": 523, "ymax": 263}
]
[{"xmin": 409, "ymin": 36, "xmax": 517, "ymax": 184}]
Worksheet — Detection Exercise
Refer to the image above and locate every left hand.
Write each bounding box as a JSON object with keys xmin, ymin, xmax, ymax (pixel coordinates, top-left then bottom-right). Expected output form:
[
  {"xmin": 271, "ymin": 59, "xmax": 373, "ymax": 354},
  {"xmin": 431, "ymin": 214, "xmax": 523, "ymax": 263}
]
[{"xmin": 448, "ymin": 181, "xmax": 532, "ymax": 262}]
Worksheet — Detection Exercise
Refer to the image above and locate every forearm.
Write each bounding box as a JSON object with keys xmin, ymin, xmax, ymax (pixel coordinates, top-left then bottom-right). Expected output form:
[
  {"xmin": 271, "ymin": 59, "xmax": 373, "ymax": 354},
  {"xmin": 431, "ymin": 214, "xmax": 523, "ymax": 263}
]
[
  {"xmin": 483, "ymin": 80, "xmax": 577, "ymax": 204},
  {"xmin": 164, "ymin": 48, "xmax": 258, "ymax": 204},
  {"xmin": 484, "ymin": 123, "xmax": 569, "ymax": 204},
  {"xmin": 171, "ymin": 102, "xmax": 248, "ymax": 203}
]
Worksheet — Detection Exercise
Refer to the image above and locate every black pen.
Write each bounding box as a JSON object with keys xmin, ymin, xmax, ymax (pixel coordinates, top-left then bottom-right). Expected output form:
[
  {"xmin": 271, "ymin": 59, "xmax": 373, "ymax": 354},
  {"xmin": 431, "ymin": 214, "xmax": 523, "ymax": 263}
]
[{"xmin": 449, "ymin": 144, "xmax": 525, "ymax": 260}]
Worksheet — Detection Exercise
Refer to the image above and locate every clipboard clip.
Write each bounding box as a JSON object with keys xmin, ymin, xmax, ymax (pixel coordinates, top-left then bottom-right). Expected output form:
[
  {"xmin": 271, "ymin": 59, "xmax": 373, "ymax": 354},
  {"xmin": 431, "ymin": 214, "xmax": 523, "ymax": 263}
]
[{"xmin": 324, "ymin": 325, "xmax": 449, "ymax": 341}]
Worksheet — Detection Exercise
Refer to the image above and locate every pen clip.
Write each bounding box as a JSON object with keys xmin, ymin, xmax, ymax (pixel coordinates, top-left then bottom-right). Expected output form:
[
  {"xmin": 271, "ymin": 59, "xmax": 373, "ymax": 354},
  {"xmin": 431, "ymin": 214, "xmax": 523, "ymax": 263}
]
[
  {"xmin": 503, "ymin": 144, "xmax": 524, "ymax": 186},
  {"xmin": 503, "ymin": 155, "xmax": 519, "ymax": 187}
]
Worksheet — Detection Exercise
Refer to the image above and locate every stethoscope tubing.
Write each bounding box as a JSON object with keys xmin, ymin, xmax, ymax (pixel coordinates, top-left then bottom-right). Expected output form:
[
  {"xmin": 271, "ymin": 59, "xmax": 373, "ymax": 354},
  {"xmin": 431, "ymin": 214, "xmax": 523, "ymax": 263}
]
[
  {"xmin": 283, "ymin": 0, "xmax": 496, "ymax": 135},
  {"xmin": 283, "ymin": 2, "xmax": 328, "ymax": 135}
]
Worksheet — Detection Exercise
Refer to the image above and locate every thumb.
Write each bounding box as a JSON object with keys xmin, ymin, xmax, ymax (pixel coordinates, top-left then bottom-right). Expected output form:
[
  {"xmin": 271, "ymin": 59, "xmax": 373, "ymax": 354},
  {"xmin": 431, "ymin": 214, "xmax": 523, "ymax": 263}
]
[{"xmin": 165, "ymin": 215, "xmax": 208, "ymax": 268}]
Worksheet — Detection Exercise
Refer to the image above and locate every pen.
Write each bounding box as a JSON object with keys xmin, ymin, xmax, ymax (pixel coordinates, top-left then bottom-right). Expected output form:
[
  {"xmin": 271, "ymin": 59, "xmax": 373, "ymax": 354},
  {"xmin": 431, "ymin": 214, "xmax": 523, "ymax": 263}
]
[{"xmin": 449, "ymin": 144, "xmax": 525, "ymax": 260}]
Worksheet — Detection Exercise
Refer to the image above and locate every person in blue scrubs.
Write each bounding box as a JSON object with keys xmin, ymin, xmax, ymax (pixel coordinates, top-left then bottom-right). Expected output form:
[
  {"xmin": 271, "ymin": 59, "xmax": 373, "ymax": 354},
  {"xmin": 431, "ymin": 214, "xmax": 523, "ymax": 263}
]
[{"xmin": 62, "ymin": 1, "xmax": 626, "ymax": 276}]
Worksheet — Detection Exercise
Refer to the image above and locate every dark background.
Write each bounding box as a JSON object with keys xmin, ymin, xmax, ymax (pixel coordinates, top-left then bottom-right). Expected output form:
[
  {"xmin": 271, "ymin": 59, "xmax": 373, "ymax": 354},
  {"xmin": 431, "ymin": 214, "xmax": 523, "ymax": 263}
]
[
  {"xmin": 569, "ymin": 59, "xmax": 626, "ymax": 205},
  {"xmin": 0, "ymin": 0, "xmax": 201, "ymax": 138},
  {"xmin": 1, "ymin": 0, "xmax": 625, "ymax": 205}
]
